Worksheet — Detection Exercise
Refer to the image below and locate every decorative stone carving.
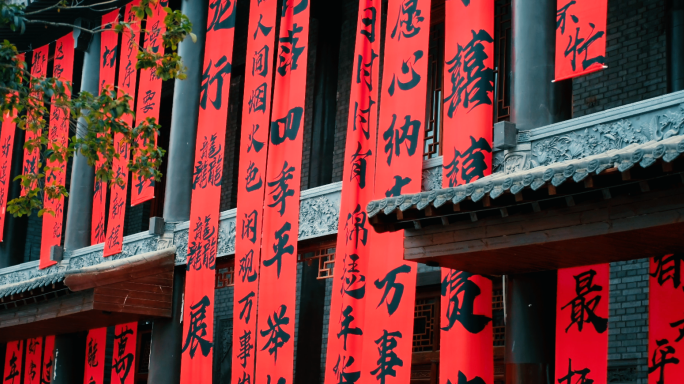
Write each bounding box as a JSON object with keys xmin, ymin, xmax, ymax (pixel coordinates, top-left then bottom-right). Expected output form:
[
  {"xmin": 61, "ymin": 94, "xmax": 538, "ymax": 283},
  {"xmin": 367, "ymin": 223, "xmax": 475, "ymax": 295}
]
[
  {"xmin": 298, "ymin": 196, "xmax": 339, "ymax": 239},
  {"xmin": 217, "ymin": 219, "xmax": 236, "ymax": 257},
  {"xmin": 503, "ymin": 152, "xmax": 532, "ymax": 174},
  {"xmin": 174, "ymin": 229, "xmax": 189, "ymax": 265},
  {"xmin": 67, "ymin": 237, "xmax": 158, "ymax": 271},
  {"xmin": 607, "ymin": 366, "xmax": 637, "ymax": 383},
  {"xmin": 650, "ymin": 103, "xmax": 684, "ymax": 140},
  {"xmin": 492, "ymin": 151, "xmax": 505, "ymax": 173},
  {"xmin": 0, "ymin": 262, "xmax": 65, "ymax": 287},
  {"xmin": 421, "ymin": 165, "xmax": 442, "ymax": 192}
]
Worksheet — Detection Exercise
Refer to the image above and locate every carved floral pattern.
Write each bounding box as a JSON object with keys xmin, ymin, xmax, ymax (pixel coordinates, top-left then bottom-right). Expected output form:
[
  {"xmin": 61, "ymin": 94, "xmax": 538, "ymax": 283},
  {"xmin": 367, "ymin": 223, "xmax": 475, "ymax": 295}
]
[
  {"xmin": 422, "ymin": 166, "xmax": 442, "ymax": 192},
  {"xmin": 298, "ymin": 197, "xmax": 339, "ymax": 239}
]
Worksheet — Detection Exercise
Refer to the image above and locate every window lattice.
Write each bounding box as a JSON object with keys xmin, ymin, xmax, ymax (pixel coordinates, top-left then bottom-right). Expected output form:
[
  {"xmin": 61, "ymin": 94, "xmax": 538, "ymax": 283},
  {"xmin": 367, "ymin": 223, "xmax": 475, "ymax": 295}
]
[
  {"xmin": 215, "ymin": 259, "xmax": 235, "ymax": 289},
  {"xmin": 299, "ymin": 246, "xmax": 336, "ymax": 279},
  {"xmin": 413, "ymin": 297, "xmax": 438, "ymax": 352}
]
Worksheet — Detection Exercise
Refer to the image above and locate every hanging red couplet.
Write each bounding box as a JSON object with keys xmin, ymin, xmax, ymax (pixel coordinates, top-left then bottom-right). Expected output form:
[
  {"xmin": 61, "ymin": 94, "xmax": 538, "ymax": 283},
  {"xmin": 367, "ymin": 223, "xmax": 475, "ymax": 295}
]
[
  {"xmin": 648, "ymin": 255, "xmax": 684, "ymax": 384},
  {"xmin": 555, "ymin": 264, "xmax": 609, "ymax": 384},
  {"xmin": 111, "ymin": 322, "xmax": 137, "ymax": 384},
  {"xmin": 231, "ymin": 0, "xmax": 276, "ymax": 382},
  {"xmin": 554, "ymin": 0, "xmax": 607, "ymax": 81},
  {"xmin": 323, "ymin": 1, "xmax": 381, "ymax": 383},
  {"xmin": 442, "ymin": 0, "xmax": 494, "ymax": 188},
  {"xmin": 440, "ymin": 271, "xmax": 493, "ymax": 384},
  {"xmin": 23, "ymin": 337, "xmax": 42, "ymax": 384},
  {"xmin": 130, "ymin": 4, "xmax": 166, "ymax": 206},
  {"xmin": 41, "ymin": 335, "xmax": 54, "ymax": 384},
  {"xmin": 92, "ymin": 9, "xmax": 120, "ymax": 245},
  {"xmin": 360, "ymin": 0, "xmax": 431, "ymax": 382},
  {"xmin": 84, "ymin": 327, "xmax": 107, "ymax": 384},
  {"xmin": 179, "ymin": 1, "xmax": 237, "ymax": 383},
  {"xmin": 104, "ymin": 2, "xmax": 142, "ymax": 257},
  {"xmin": 4, "ymin": 340, "xmax": 23, "ymax": 384},
  {"xmin": 22, "ymin": 44, "xmax": 49, "ymax": 198},
  {"xmin": 39, "ymin": 33, "xmax": 75, "ymax": 269},
  {"xmin": 254, "ymin": 0, "xmax": 310, "ymax": 383}
]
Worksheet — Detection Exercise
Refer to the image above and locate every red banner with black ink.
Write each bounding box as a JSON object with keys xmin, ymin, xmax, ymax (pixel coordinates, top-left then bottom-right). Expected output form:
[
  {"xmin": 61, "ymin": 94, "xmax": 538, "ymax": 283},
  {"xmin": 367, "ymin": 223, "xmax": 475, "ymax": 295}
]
[
  {"xmin": 84, "ymin": 327, "xmax": 107, "ymax": 384},
  {"xmin": 231, "ymin": 0, "xmax": 276, "ymax": 382},
  {"xmin": 111, "ymin": 322, "xmax": 137, "ymax": 384},
  {"xmin": 254, "ymin": 0, "xmax": 310, "ymax": 383},
  {"xmin": 649, "ymin": 254, "xmax": 684, "ymax": 384},
  {"xmin": 556, "ymin": 264, "xmax": 609, "ymax": 384},
  {"xmin": 22, "ymin": 45, "xmax": 49, "ymax": 198},
  {"xmin": 104, "ymin": 2, "xmax": 141, "ymax": 257},
  {"xmin": 442, "ymin": 0, "xmax": 494, "ymax": 188},
  {"xmin": 180, "ymin": 1, "xmax": 236, "ymax": 383},
  {"xmin": 323, "ymin": 1, "xmax": 381, "ymax": 383},
  {"xmin": 39, "ymin": 33, "xmax": 74, "ymax": 269},
  {"xmin": 4, "ymin": 340, "xmax": 22, "ymax": 384},
  {"xmin": 130, "ymin": 3, "xmax": 166, "ymax": 206},
  {"xmin": 555, "ymin": 0, "xmax": 607, "ymax": 81},
  {"xmin": 42, "ymin": 335, "xmax": 54, "ymax": 384},
  {"xmin": 92, "ymin": 9, "xmax": 120, "ymax": 245},
  {"xmin": 360, "ymin": 0, "xmax": 431, "ymax": 382},
  {"xmin": 24, "ymin": 337, "xmax": 42, "ymax": 384}
]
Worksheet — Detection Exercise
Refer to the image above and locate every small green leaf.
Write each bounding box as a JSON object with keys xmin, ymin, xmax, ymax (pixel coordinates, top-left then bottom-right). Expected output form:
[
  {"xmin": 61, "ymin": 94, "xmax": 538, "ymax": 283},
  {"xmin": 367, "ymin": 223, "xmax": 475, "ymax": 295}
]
[{"xmin": 189, "ymin": 32, "xmax": 197, "ymax": 43}]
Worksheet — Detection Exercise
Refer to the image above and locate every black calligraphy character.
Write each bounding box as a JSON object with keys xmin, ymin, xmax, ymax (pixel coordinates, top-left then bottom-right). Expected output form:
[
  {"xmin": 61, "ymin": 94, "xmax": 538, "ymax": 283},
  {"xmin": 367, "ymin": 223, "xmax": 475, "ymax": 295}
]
[
  {"xmin": 245, "ymin": 161, "xmax": 263, "ymax": 192},
  {"xmin": 41, "ymin": 356, "xmax": 53, "ymax": 384},
  {"xmin": 361, "ymin": 7, "xmax": 377, "ymax": 42},
  {"xmin": 238, "ymin": 330, "xmax": 253, "ymax": 368},
  {"xmin": 249, "ymin": 83, "xmax": 268, "ymax": 114},
  {"xmin": 558, "ymin": 359, "xmax": 594, "ymax": 384},
  {"xmin": 375, "ymin": 264, "xmax": 412, "ymax": 316},
  {"xmin": 443, "ymin": 137, "xmax": 493, "ymax": 187},
  {"xmin": 94, "ymin": 216, "xmax": 105, "ymax": 244},
  {"xmin": 649, "ymin": 339, "xmax": 680, "ymax": 384},
  {"xmin": 237, "ymin": 372, "xmax": 251, "ymax": 384},
  {"xmin": 340, "ymin": 253, "xmax": 366, "ymax": 299},
  {"xmin": 192, "ymin": 134, "xmax": 223, "ymax": 190},
  {"xmin": 102, "ymin": 45, "xmax": 117, "ymax": 69},
  {"xmin": 385, "ymin": 175, "xmax": 412, "ymax": 198},
  {"xmin": 561, "ymin": 269, "xmax": 608, "ymax": 333},
  {"xmin": 388, "ymin": 51, "xmax": 424, "ymax": 96},
  {"xmin": 556, "ymin": 1, "xmax": 578, "ymax": 35},
  {"xmin": 260, "ymin": 304, "xmax": 291, "ymax": 362},
  {"xmin": 357, "ymin": 49, "xmax": 378, "ymax": 91},
  {"xmin": 242, "ymin": 210, "xmax": 258, "ymax": 244},
  {"xmin": 278, "ymin": 24, "xmax": 305, "ymax": 76},
  {"xmin": 134, "ymin": 174, "xmax": 149, "ymax": 194},
  {"xmin": 200, "ymin": 56, "xmax": 232, "ymax": 110},
  {"xmin": 248, "ymin": 124, "xmax": 265, "ymax": 153},
  {"xmin": 267, "ymin": 376, "xmax": 286, "ymax": 384},
  {"xmin": 252, "ymin": 45, "xmax": 270, "ymax": 77},
  {"xmin": 112, "ymin": 193, "xmax": 125, "ymax": 218},
  {"xmin": 141, "ymin": 90, "xmax": 156, "ymax": 113},
  {"xmin": 338, "ymin": 305, "xmax": 363, "ymax": 350},
  {"xmin": 441, "ymin": 270, "xmax": 492, "ymax": 333},
  {"xmin": 113, "ymin": 327, "xmax": 135, "ymax": 384},
  {"xmin": 32, "ymin": 50, "xmax": 46, "ymax": 74},
  {"xmin": 383, "ymin": 114, "xmax": 421, "ymax": 165},
  {"xmin": 123, "ymin": 60, "xmax": 135, "ymax": 88},
  {"xmin": 5, "ymin": 351, "xmax": 19, "ymax": 384},
  {"xmin": 281, "ymin": 0, "xmax": 308, "ymax": 17},
  {"xmin": 350, "ymin": 142, "xmax": 372, "ymax": 189},
  {"xmin": 29, "ymin": 361, "xmax": 37, "ymax": 383},
  {"xmin": 264, "ymin": 222, "xmax": 294, "ymax": 278},
  {"xmin": 444, "ymin": 30, "xmax": 494, "ymax": 118},
  {"xmin": 208, "ymin": 0, "xmax": 236, "ymax": 31},
  {"xmin": 0, "ymin": 164, "xmax": 8, "ymax": 187},
  {"xmin": 148, "ymin": 21, "xmax": 161, "ymax": 54},
  {"xmin": 345, "ymin": 204, "xmax": 368, "ymax": 249},
  {"xmin": 370, "ymin": 330, "xmax": 403, "ymax": 384},
  {"xmin": 239, "ymin": 291, "xmax": 255, "ymax": 324},
  {"xmin": 87, "ymin": 337, "xmax": 99, "ymax": 367},
  {"xmin": 564, "ymin": 23, "xmax": 606, "ymax": 71},
  {"xmin": 2, "ymin": 135, "xmax": 11, "ymax": 157},
  {"xmin": 391, "ymin": 0, "xmax": 424, "ymax": 40},
  {"xmin": 54, "ymin": 43, "xmax": 64, "ymax": 78},
  {"xmin": 333, "ymin": 355, "xmax": 361, "ymax": 384},
  {"xmin": 24, "ymin": 156, "xmax": 37, "ymax": 176},
  {"xmin": 28, "ymin": 338, "xmax": 39, "ymax": 354},
  {"xmin": 651, "ymin": 254, "xmax": 684, "ymax": 290},
  {"xmin": 353, "ymin": 97, "xmax": 375, "ymax": 140},
  {"xmin": 239, "ymin": 250, "xmax": 258, "ymax": 283},
  {"xmin": 670, "ymin": 316, "xmax": 684, "ymax": 342},
  {"xmin": 107, "ymin": 225, "xmax": 121, "ymax": 249},
  {"xmin": 254, "ymin": 14, "xmax": 273, "ymax": 39},
  {"xmin": 267, "ymin": 162, "xmax": 295, "ymax": 215},
  {"xmin": 187, "ymin": 215, "xmax": 217, "ymax": 271},
  {"xmin": 271, "ymin": 106, "xmax": 304, "ymax": 145},
  {"xmin": 446, "ymin": 372, "xmax": 486, "ymax": 384},
  {"xmin": 181, "ymin": 295, "xmax": 214, "ymax": 358}
]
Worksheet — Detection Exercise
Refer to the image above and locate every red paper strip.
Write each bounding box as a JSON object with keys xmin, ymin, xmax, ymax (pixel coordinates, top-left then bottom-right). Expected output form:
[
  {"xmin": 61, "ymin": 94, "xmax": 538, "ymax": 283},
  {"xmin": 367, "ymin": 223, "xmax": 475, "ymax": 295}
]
[
  {"xmin": 84, "ymin": 327, "xmax": 107, "ymax": 384},
  {"xmin": 254, "ymin": 1, "xmax": 310, "ymax": 383},
  {"xmin": 92, "ymin": 9, "xmax": 121, "ymax": 245},
  {"xmin": 554, "ymin": 0, "xmax": 607, "ymax": 81},
  {"xmin": 39, "ymin": 33, "xmax": 74, "ymax": 269},
  {"xmin": 21, "ymin": 45, "xmax": 49, "ymax": 197},
  {"xmin": 556, "ymin": 264, "xmax": 609, "ymax": 384},
  {"xmin": 323, "ymin": 1, "xmax": 381, "ymax": 383},
  {"xmin": 441, "ymin": 0, "xmax": 494, "ymax": 188},
  {"xmin": 23, "ymin": 337, "xmax": 42, "ymax": 384},
  {"xmin": 360, "ymin": 0, "xmax": 431, "ymax": 382},
  {"xmin": 41, "ymin": 336, "xmax": 54, "ymax": 384},
  {"xmin": 130, "ymin": 3, "xmax": 167, "ymax": 206},
  {"xmin": 231, "ymin": 0, "xmax": 276, "ymax": 382},
  {"xmin": 104, "ymin": 2, "xmax": 142, "ymax": 257},
  {"xmin": 111, "ymin": 322, "xmax": 137, "ymax": 384},
  {"xmin": 648, "ymin": 255, "xmax": 684, "ymax": 384},
  {"xmin": 4, "ymin": 340, "xmax": 23, "ymax": 384},
  {"xmin": 180, "ymin": 1, "xmax": 237, "ymax": 383}
]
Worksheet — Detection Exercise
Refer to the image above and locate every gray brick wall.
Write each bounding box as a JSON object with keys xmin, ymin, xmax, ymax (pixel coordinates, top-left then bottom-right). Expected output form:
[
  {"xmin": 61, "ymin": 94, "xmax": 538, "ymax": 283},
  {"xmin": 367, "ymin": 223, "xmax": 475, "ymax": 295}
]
[
  {"xmin": 320, "ymin": 276, "xmax": 333, "ymax": 383},
  {"xmin": 23, "ymin": 212, "xmax": 41, "ymax": 262},
  {"xmin": 213, "ymin": 281, "xmax": 234, "ymax": 383}
]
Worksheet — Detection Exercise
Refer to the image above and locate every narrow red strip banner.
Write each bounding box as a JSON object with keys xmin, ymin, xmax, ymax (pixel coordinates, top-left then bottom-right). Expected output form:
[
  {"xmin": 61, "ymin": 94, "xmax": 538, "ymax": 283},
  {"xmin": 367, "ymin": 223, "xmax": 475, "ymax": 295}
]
[
  {"xmin": 41, "ymin": 335, "xmax": 55, "ymax": 384},
  {"xmin": 130, "ymin": 4, "xmax": 167, "ymax": 206},
  {"xmin": 360, "ymin": 0, "xmax": 431, "ymax": 382},
  {"xmin": 649, "ymin": 254, "xmax": 684, "ymax": 384},
  {"xmin": 323, "ymin": 1, "xmax": 381, "ymax": 383},
  {"xmin": 180, "ymin": 1, "xmax": 237, "ymax": 383},
  {"xmin": 254, "ymin": 0, "xmax": 310, "ymax": 382},
  {"xmin": 232, "ymin": 0, "xmax": 276, "ymax": 382},
  {"xmin": 111, "ymin": 322, "xmax": 137, "ymax": 384},
  {"xmin": 84, "ymin": 327, "xmax": 107, "ymax": 384},
  {"xmin": 556, "ymin": 264, "xmax": 609, "ymax": 384},
  {"xmin": 23, "ymin": 337, "xmax": 42, "ymax": 384},
  {"xmin": 39, "ymin": 33, "xmax": 74, "ymax": 269},
  {"xmin": 92, "ymin": 9, "xmax": 121, "ymax": 245},
  {"xmin": 554, "ymin": 0, "xmax": 607, "ymax": 81},
  {"xmin": 22, "ymin": 45, "xmax": 49, "ymax": 197},
  {"xmin": 4, "ymin": 340, "xmax": 23, "ymax": 384},
  {"xmin": 104, "ymin": 2, "xmax": 142, "ymax": 257},
  {"xmin": 442, "ymin": 0, "xmax": 494, "ymax": 188}
]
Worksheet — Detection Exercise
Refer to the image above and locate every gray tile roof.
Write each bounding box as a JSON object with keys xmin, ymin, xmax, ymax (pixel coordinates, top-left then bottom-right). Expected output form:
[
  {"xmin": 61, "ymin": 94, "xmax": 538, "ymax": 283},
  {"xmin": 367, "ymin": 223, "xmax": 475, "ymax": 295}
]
[{"xmin": 0, "ymin": 271, "xmax": 65, "ymax": 300}]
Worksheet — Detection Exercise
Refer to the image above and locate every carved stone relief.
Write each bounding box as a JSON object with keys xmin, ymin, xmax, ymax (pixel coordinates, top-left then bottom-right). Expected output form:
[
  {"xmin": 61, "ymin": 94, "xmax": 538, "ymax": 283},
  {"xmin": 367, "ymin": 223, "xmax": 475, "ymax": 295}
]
[
  {"xmin": 421, "ymin": 165, "xmax": 442, "ymax": 192},
  {"xmin": 298, "ymin": 196, "xmax": 339, "ymax": 239}
]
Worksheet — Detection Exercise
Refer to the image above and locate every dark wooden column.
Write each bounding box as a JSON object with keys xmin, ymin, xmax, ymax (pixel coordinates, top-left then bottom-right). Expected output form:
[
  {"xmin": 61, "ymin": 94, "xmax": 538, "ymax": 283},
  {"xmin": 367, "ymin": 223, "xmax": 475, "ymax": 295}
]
[
  {"xmin": 668, "ymin": 0, "xmax": 684, "ymax": 92},
  {"xmin": 0, "ymin": 127, "xmax": 28, "ymax": 268},
  {"xmin": 52, "ymin": 332, "xmax": 87, "ymax": 384},
  {"xmin": 148, "ymin": 267, "xmax": 184, "ymax": 383},
  {"xmin": 294, "ymin": 260, "xmax": 326, "ymax": 384}
]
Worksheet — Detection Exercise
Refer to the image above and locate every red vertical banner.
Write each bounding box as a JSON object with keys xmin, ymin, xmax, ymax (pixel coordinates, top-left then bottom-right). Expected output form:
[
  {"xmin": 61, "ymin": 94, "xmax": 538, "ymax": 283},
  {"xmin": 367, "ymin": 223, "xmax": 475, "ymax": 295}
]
[
  {"xmin": 41, "ymin": 336, "xmax": 54, "ymax": 384},
  {"xmin": 22, "ymin": 45, "xmax": 49, "ymax": 197},
  {"xmin": 0, "ymin": 111, "xmax": 16, "ymax": 242},
  {"xmin": 323, "ymin": 1, "xmax": 381, "ymax": 383},
  {"xmin": 554, "ymin": 0, "xmax": 607, "ymax": 81},
  {"xmin": 555, "ymin": 264, "xmax": 609, "ymax": 384},
  {"xmin": 39, "ymin": 33, "xmax": 75, "ymax": 269},
  {"xmin": 4, "ymin": 340, "xmax": 23, "ymax": 384},
  {"xmin": 179, "ymin": 1, "xmax": 236, "ymax": 383},
  {"xmin": 104, "ymin": 2, "xmax": 142, "ymax": 257},
  {"xmin": 92, "ymin": 9, "xmax": 121, "ymax": 245},
  {"xmin": 84, "ymin": 327, "xmax": 107, "ymax": 384},
  {"xmin": 130, "ymin": 3, "xmax": 167, "ymax": 206},
  {"xmin": 232, "ymin": 0, "xmax": 276, "ymax": 382},
  {"xmin": 23, "ymin": 337, "xmax": 42, "ymax": 384},
  {"xmin": 442, "ymin": 0, "xmax": 494, "ymax": 188},
  {"xmin": 648, "ymin": 255, "xmax": 684, "ymax": 384},
  {"xmin": 360, "ymin": 0, "xmax": 431, "ymax": 382},
  {"xmin": 111, "ymin": 322, "xmax": 137, "ymax": 384},
  {"xmin": 254, "ymin": 0, "xmax": 310, "ymax": 382}
]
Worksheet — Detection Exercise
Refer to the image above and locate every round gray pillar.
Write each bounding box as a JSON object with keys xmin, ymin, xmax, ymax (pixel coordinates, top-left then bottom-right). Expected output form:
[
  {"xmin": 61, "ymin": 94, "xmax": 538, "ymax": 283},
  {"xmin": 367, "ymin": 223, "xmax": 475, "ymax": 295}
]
[
  {"xmin": 148, "ymin": 268, "xmax": 185, "ymax": 383},
  {"xmin": 64, "ymin": 33, "xmax": 99, "ymax": 251},
  {"xmin": 668, "ymin": 0, "xmax": 684, "ymax": 92},
  {"xmin": 511, "ymin": 0, "xmax": 572, "ymax": 130},
  {"xmin": 162, "ymin": 0, "xmax": 208, "ymax": 222},
  {"xmin": 0, "ymin": 127, "xmax": 28, "ymax": 268}
]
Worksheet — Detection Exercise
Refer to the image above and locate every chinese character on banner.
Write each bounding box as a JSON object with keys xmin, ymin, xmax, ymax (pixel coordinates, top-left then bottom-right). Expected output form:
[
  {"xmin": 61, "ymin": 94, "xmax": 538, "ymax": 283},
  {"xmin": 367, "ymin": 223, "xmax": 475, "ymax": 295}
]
[
  {"xmin": 3, "ymin": 340, "xmax": 23, "ymax": 384},
  {"xmin": 24, "ymin": 337, "xmax": 43, "ymax": 384},
  {"xmin": 554, "ymin": 0, "xmax": 607, "ymax": 81},
  {"xmin": 42, "ymin": 335, "xmax": 55, "ymax": 384},
  {"xmin": 111, "ymin": 323, "xmax": 137, "ymax": 384},
  {"xmin": 84, "ymin": 328, "xmax": 107, "ymax": 384}
]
